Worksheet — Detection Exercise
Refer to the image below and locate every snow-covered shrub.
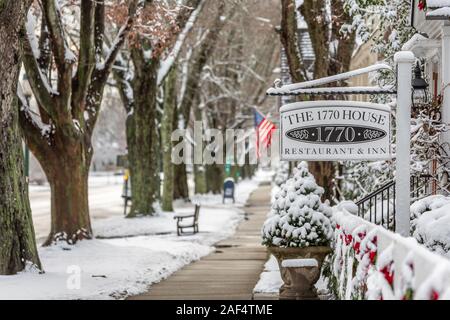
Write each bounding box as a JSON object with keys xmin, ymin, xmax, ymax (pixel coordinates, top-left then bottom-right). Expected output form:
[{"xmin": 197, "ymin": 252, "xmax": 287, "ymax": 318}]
[
  {"xmin": 262, "ymin": 162, "xmax": 332, "ymax": 248},
  {"xmin": 273, "ymin": 161, "xmax": 290, "ymax": 187},
  {"xmin": 413, "ymin": 202, "xmax": 450, "ymax": 258},
  {"xmin": 339, "ymin": 160, "xmax": 393, "ymax": 201},
  {"xmin": 410, "ymin": 195, "xmax": 450, "ymax": 233},
  {"xmin": 410, "ymin": 196, "xmax": 450, "ymax": 257}
]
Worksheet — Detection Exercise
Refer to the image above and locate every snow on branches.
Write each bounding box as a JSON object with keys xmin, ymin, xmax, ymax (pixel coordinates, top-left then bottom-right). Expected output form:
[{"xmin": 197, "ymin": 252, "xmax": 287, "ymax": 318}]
[
  {"xmin": 342, "ymin": 0, "xmax": 416, "ymax": 62},
  {"xmin": 411, "ymin": 196, "xmax": 450, "ymax": 258},
  {"xmin": 107, "ymin": 0, "xmax": 182, "ymax": 59}
]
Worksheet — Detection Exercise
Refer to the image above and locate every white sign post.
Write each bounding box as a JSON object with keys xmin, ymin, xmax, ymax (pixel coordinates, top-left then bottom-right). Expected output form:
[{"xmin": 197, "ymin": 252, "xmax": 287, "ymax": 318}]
[
  {"xmin": 268, "ymin": 51, "xmax": 416, "ymax": 236},
  {"xmin": 280, "ymin": 101, "xmax": 391, "ymax": 161},
  {"xmin": 394, "ymin": 51, "xmax": 415, "ymax": 236}
]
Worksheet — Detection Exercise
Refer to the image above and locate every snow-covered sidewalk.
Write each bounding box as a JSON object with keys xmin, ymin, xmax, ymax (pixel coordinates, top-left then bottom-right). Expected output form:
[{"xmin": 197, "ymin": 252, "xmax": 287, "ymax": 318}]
[{"xmin": 0, "ymin": 173, "xmax": 270, "ymax": 300}]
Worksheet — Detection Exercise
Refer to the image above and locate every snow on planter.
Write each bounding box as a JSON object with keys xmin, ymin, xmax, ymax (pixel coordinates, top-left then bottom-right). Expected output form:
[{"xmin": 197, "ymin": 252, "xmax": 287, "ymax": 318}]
[
  {"xmin": 262, "ymin": 162, "xmax": 332, "ymax": 247},
  {"xmin": 281, "ymin": 258, "xmax": 318, "ymax": 268}
]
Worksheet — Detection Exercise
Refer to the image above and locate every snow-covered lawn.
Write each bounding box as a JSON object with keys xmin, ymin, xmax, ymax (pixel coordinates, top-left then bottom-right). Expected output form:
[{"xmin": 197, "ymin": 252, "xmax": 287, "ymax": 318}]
[{"xmin": 0, "ymin": 175, "xmax": 265, "ymax": 300}]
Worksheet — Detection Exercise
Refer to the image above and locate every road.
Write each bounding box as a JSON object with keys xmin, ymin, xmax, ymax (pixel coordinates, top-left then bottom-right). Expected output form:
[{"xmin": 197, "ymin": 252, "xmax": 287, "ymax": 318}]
[{"xmin": 29, "ymin": 175, "xmax": 124, "ymax": 244}]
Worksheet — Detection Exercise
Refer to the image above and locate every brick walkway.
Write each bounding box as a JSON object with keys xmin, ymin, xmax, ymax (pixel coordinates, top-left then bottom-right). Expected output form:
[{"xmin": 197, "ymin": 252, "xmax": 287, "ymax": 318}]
[{"xmin": 128, "ymin": 184, "xmax": 271, "ymax": 300}]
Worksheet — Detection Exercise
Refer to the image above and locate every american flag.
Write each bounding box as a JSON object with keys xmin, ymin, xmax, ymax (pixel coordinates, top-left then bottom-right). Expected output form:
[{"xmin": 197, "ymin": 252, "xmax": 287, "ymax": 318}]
[{"xmin": 254, "ymin": 108, "xmax": 276, "ymax": 156}]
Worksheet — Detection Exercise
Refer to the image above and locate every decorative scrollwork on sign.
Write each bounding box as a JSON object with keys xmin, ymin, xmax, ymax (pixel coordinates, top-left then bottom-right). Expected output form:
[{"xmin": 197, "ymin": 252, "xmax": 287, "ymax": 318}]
[
  {"xmin": 290, "ymin": 129, "xmax": 309, "ymax": 140},
  {"xmin": 363, "ymin": 129, "xmax": 383, "ymax": 140}
]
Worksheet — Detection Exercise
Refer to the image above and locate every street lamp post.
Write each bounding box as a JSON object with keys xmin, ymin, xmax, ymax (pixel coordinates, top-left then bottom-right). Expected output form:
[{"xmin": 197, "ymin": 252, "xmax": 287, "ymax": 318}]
[{"xmin": 412, "ymin": 60, "xmax": 429, "ymax": 105}]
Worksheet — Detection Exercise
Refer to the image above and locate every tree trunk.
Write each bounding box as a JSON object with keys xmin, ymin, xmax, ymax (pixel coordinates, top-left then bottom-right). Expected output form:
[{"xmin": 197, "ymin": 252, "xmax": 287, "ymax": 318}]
[
  {"xmin": 308, "ymin": 161, "xmax": 335, "ymax": 203},
  {"xmin": 297, "ymin": 0, "xmax": 355, "ymax": 203},
  {"xmin": 0, "ymin": 0, "xmax": 41, "ymax": 274},
  {"xmin": 44, "ymin": 150, "xmax": 91, "ymax": 245},
  {"xmin": 193, "ymin": 102, "xmax": 207, "ymax": 194},
  {"xmin": 241, "ymin": 163, "xmax": 256, "ymax": 180},
  {"xmin": 206, "ymin": 164, "xmax": 223, "ymax": 194},
  {"xmin": 173, "ymin": 163, "xmax": 189, "ymax": 200},
  {"xmin": 280, "ymin": 0, "xmax": 306, "ymax": 83},
  {"xmin": 127, "ymin": 61, "xmax": 160, "ymax": 217},
  {"xmin": 161, "ymin": 67, "xmax": 177, "ymax": 212},
  {"xmin": 172, "ymin": 104, "xmax": 189, "ymax": 200},
  {"xmin": 300, "ymin": 0, "xmax": 329, "ymax": 79},
  {"xmin": 194, "ymin": 165, "xmax": 207, "ymax": 194}
]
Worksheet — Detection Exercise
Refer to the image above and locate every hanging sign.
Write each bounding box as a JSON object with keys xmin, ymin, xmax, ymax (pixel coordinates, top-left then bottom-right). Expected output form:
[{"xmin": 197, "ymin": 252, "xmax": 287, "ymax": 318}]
[{"xmin": 280, "ymin": 101, "xmax": 392, "ymax": 161}]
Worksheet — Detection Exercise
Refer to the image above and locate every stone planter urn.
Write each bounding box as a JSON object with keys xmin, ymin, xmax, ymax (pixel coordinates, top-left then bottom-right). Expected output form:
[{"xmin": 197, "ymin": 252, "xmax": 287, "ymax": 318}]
[{"xmin": 268, "ymin": 246, "xmax": 331, "ymax": 300}]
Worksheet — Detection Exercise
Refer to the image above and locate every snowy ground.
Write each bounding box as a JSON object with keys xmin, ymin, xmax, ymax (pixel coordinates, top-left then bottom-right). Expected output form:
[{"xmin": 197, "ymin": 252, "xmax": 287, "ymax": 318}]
[
  {"xmin": 253, "ymin": 255, "xmax": 283, "ymax": 295},
  {"xmin": 0, "ymin": 172, "xmax": 268, "ymax": 300}
]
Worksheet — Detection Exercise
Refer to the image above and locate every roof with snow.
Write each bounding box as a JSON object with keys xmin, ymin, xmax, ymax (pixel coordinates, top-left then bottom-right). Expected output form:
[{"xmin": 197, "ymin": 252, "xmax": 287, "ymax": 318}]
[
  {"xmin": 298, "ymin": 29, "xmax": 315, "ymax": 64},
  {"xmin": 427, "ymin": 0, "xmax": 450, "ymax": 9}
]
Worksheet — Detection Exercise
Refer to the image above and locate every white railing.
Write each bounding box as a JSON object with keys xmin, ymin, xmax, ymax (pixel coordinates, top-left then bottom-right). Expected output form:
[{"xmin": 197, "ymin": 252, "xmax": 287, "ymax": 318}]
[{"xmin": 331, "ymin": 202, "xmax": 450, "ymax": 300}]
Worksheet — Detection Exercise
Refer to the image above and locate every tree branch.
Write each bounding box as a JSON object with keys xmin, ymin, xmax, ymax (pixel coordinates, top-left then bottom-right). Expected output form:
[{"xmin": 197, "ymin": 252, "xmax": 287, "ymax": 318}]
[
  {"xmin": 72, "ymin": 0, "xmax": 97, "ymax": 113},
  {"xmin": 21, "ymin": 28, "xmax": 57, "ymax": 121},
  {"xmin": 37, "ymin": 13, "xmax": 52, "ymax": 76},
  {"xmin": 41, "ymin": 0, "xmax": 73, "ymax": 97},
  {"xmin": 179, "ymin": 1, "xmax": 235, "ymax": 123},
  {"xmin": 17, "ymin": 87, "xmax": 52, "ymax": 158},
  {"xmin": 157, "ymin": 0, "xmax": 205, "ymax": 85},
  {"xmin": 300, "ymin": 0, "xmax": 330, "ymax": 78},
  {"xmin": 280, "ymin": 0, "xmax": 306, "ymax": 83},
  {"xmin": 112, "ymin": 56, "xmax": 134, "ymax": 113},
  {"xmin": 85, "ymin": 0, "xmax": 140, "ymax": 130},
  {"xmin": 94, "ymin": 0, "xmax": 139, "ymax": 81},
  {"xmin": 94, "ymin": 0, "xmax": 105, "ymax": 59}
]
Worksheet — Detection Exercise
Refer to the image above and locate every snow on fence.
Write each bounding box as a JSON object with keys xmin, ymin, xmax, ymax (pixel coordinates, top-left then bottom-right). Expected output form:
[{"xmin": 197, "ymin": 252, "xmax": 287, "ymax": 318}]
[{"xmin": 329, "ymin": 202, "xmax": 450, "ymax": 300}]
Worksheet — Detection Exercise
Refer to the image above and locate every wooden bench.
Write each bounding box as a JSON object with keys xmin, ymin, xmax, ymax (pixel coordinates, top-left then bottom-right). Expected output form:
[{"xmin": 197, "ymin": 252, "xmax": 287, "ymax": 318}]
[{"xmin": 174, "ymin": 205, "xmax": 200, "ymax": 236}]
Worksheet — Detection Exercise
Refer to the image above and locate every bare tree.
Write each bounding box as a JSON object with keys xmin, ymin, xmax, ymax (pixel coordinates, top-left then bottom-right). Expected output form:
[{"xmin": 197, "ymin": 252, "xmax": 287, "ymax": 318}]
[
  {"xmin": 20, "ymin": 0, "xmax": 140, "ymax": 245},
  {"xmin": 113, "ymin": 0, "xmax": 204, "ymax": 216},
  {"xmin": 191, "ymin": 0, "xmax": 280, "ymax": 191}
]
